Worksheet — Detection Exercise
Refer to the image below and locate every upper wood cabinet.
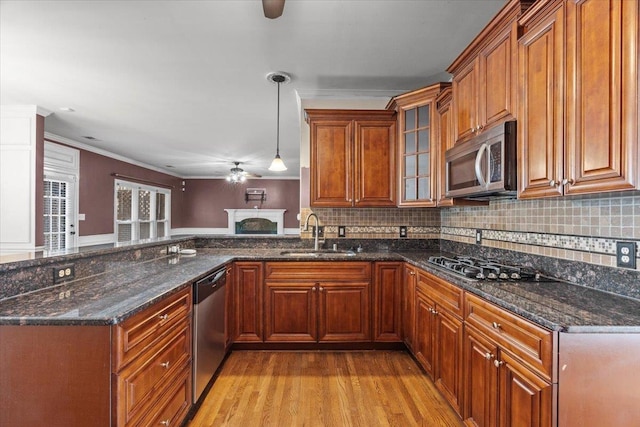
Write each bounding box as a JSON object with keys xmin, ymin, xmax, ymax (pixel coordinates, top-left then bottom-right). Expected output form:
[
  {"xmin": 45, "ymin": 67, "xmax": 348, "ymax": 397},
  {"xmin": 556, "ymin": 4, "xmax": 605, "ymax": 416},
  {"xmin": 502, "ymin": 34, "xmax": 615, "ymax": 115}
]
[
  {"xmin": 518, "ymin": 0, "xmax": 638, "ymax": 198},
  {"xmin": 305, "ymin": 109, "xmax": 397, "ymax": 207},
  {"xmin": 448, "ymin": 0, "xmax": 532, "ymax": 144},
  {"xmin": 387, "ymin": 83, "xmax": 449, "ymax": 207}
]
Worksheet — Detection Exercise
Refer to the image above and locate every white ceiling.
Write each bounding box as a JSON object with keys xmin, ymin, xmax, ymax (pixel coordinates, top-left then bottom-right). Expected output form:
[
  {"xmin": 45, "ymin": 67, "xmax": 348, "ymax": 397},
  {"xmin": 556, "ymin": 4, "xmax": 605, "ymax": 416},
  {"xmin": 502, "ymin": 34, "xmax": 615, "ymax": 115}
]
[{"xmin": 0, "ymin": 0, "xmax": 505, "ymax": 179}]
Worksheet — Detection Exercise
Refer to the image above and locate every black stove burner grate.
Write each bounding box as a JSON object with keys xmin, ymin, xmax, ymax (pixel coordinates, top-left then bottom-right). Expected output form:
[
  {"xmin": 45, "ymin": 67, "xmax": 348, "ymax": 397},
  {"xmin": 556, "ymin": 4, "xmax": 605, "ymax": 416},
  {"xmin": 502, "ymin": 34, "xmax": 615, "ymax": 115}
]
[{"xmin": 427, "ymin": 255, "xmax": 550, "ymax": 282}]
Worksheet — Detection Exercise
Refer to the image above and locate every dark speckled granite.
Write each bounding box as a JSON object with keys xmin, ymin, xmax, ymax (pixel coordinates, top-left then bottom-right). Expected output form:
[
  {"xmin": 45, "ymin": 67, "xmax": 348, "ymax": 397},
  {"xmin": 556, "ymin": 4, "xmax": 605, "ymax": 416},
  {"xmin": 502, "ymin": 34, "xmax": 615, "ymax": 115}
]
[{"xmin": 2, "ymin": 237, "xmax": 640, "ymax": 333}]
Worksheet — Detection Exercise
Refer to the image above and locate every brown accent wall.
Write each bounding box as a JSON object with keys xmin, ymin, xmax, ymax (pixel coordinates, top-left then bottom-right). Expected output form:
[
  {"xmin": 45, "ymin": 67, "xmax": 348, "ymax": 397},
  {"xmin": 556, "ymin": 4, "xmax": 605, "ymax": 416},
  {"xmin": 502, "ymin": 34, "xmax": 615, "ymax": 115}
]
[
  {"xmin": 60, "ymin": 147, "xmax": 184, "ymax": 236},
  {"xmin": 300, "ymin": 167, "xmax": 310, "ymax": 209},
  {"xmin": 181, "ymin": 179, "xmax": 300, "ymax": 229},
  {"xmin": 35, "ymin": 116, "xmax": 45, "ymax": 246}
]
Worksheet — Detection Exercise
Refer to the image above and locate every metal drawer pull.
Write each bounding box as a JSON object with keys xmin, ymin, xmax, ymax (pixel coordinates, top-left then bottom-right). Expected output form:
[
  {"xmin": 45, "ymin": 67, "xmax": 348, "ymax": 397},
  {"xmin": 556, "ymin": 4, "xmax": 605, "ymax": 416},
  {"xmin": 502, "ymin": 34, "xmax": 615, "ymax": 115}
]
[
  {"xmin": 160, "ymin": 361, "xmax": 170, "ymax": 369},
  {"xmin": 484, "ymin": 353, "xmax": 494, "ymax": 360},
  {"xmin": 494, "ymin": 360, "xmax": 504, "ymax": 368},
  {"xmin": 160, "ymin": 420, "xmax": 170, "ymax": 426},
  {"xmin": 158, "ymin": 314, "xmax": 169, "ymax": 321},
  {"xmin": 492, "ymin": 321, "xmax": 501, "ymax": 329}
]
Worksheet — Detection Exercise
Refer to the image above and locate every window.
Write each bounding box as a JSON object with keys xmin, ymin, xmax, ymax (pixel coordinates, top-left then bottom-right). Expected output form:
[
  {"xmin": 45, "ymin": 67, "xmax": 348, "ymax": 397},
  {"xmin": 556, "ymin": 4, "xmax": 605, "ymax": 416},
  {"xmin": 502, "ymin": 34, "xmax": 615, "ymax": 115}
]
[
  {"xmin": 115, "ymin": 180, "xmax": 170, "ymax": 242},
  {"xmin": 44, "ymin": 177, "xmax": 76, "ymax": 251}
]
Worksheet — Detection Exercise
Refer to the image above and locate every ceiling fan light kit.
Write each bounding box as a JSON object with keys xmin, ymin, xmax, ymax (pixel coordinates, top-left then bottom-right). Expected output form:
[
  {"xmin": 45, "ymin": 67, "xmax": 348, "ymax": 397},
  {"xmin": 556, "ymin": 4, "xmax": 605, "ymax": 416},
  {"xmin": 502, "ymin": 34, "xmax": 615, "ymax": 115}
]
[{"xmin": 267, "ymin": 71, "xmax": 290, "ymax": 172}]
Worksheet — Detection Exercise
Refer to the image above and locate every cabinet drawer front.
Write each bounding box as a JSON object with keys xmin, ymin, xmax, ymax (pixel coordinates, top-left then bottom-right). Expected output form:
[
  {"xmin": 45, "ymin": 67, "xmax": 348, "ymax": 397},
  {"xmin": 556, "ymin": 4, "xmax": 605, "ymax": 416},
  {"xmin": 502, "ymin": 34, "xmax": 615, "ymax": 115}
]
[
  {"xmin": 417, "ymin": 270, "xmax": 464, "ymax": 318},
  {"xmin": 117, "ymin": 322, "xmax": 191, "ymax": 425},
  {"xmin": 115, "ymin": 287, "xmax": 192, "ymax": 370},
  {"xmin": 134, "ymin": 364, "xmax": 192, "ymax": 427},
  {"xmin": 265, "ymin": 262, "xmax": 371, "ymax": 282},
  {"xmin": 464, "ymin": 293, "xmax": 553, "ymax": 379}
]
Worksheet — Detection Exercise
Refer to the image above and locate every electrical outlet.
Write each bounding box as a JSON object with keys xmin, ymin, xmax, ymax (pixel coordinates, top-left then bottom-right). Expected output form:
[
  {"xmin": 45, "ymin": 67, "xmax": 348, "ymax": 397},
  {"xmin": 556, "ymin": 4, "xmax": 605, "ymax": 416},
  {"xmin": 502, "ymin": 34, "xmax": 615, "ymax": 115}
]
[
  {"xmin": 338, "ymin": 226, "xmax": 346, "ymax": 237},
  {"xmin": 476, "ymin": 229, "xmax": 482, "ymax": 245},
  {"xmin": 616, "ymin": 241, "xmax": 637, "ymax": 269},
  {"xmin": 53, "ymin": 264, "xmax": 75, "ymax": 284},
  {"xmin": 313, "ymin": 226, "xmax": 324, "ymax": 238},
  {"xmin": 399, "ymin": 226, "xmax": 408, "ymax": 238}
]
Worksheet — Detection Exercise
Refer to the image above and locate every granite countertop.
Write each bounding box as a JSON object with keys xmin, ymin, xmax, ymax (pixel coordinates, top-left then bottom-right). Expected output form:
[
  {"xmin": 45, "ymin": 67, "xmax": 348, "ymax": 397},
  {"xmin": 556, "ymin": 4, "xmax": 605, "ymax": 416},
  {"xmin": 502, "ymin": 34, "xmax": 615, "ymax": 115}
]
[{"xmin": 1, "ymin": 248, "xmax": 640, "ymax": 332}]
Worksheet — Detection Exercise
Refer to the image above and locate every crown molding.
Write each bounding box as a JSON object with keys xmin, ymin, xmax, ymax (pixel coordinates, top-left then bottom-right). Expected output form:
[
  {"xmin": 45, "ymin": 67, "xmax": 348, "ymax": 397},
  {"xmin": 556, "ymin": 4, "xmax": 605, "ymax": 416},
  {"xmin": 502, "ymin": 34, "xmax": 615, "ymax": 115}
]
[
  {"xmin": 295, "ymin": 88, "xmax": 404, "ymax": 100},
  {"xmin": 44, "ymin": 132, "xmax": 182, "ymax": 178},
  {"xmin": 0, "ymin": 105, "xmax": 52, "ymax": 117}
]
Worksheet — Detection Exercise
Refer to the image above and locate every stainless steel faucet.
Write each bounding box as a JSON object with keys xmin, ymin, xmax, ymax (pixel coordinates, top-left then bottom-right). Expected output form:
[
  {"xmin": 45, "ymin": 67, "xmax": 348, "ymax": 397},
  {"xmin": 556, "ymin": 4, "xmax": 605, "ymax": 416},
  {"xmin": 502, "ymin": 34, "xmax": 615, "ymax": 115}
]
[{"xmin": 303, "ymin": 213, "xmax": 320, "ymax": 251}]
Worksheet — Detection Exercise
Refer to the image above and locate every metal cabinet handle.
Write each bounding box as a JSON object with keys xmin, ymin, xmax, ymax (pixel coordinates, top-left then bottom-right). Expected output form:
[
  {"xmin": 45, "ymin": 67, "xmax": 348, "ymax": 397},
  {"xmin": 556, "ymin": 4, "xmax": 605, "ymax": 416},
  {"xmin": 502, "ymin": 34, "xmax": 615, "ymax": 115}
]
[
  {"xmin": 319, "ymin": 286, "xmax": 324, "ymax": 292},
  {"xmin": 158, "ymin": 314, "xmax": 168, "ymax": 321},
  {"xmin": 485, "ymin": 353, "xmax": 494, "ymax": 360},
  {"xmin": 159, "ymin": 420, "xmax": 170, "ymax": 426},
  {"xmin": 160, "ymin": 361, "xmax": 170, "ymax": 369},
  {"xmin": 494, "ymin": 359, "xmax": 504, "ymax": 368},
  {"xmin": 312, "ymin": 286, "xmax": 317, "ymax": 292},
  {"xmin": 409, "ymin": 271, "xmax": 416, "ymax": 276},
  {"xmin": 549, "ymin": 179, "xmax": 559, "ymax": 187},
  {"xmin": 492, "ymin": 321, "xmax": 501, "ymax": 329},
  {"xmin": 562, "ymin": 178, "xmax": 575, "ymax": 186}
]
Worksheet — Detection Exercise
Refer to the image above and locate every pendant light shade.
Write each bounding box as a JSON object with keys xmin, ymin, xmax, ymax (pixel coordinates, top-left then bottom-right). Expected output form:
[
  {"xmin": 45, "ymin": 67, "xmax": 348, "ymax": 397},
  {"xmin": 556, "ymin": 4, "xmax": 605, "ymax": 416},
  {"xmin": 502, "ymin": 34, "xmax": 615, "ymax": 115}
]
[{"xmin": 267, "ymin": 72, "xmax": 290, "ymax": 171}]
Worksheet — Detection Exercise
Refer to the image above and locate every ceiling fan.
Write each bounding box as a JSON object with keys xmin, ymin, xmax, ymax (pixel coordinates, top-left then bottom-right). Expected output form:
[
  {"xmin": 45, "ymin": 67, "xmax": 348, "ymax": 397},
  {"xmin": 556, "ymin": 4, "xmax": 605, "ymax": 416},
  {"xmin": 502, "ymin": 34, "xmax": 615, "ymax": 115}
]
[
  {"xmin": 226, "ymin": 162, "xmax": 262, "ymax": 183},
  {"xmin": 262, "ymin": 0, "xmax": 285, "ymax": 19}
]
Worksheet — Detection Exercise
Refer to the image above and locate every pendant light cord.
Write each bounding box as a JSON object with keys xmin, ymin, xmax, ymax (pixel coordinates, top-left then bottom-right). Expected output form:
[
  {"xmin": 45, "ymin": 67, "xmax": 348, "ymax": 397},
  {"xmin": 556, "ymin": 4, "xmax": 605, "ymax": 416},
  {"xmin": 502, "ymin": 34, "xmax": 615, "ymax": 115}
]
[{"xmin": 276, "ymin": 80, "xmax": 280, "ymax": 157}]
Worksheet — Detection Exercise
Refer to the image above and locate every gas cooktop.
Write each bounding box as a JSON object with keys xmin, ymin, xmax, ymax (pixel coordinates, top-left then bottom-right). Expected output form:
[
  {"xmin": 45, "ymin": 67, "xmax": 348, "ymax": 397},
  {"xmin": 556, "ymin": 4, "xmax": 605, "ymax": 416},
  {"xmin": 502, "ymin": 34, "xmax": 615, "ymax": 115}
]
[{"xmin": 427, "ymin": 255, "xmax": 553, "ymax": 282}]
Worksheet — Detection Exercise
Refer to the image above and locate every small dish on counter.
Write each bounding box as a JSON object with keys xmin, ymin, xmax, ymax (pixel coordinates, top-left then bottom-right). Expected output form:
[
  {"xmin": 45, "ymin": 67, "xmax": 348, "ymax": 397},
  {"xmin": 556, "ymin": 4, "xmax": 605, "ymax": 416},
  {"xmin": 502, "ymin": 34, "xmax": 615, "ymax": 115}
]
[{"xmin": 179, "ymin": 249, "xmax": 197, "ymax": 255}]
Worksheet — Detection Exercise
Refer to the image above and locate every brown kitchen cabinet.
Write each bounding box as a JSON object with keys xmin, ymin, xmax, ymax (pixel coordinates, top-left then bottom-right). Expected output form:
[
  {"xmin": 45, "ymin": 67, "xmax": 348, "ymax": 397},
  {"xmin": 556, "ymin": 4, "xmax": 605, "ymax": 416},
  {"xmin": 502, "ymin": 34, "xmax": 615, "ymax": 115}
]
[
  {"xmin": 264, "ymin": 262, "xmax": 372, "ymax": 342},
  {"xmin": 305, "ymin": 109, "xmax": 397, "ymax": 207},
  {"xmin": 224, "ymin": 265, "xmax": 234, "ymax": 351},
  {"xmin": 402, "ymin": 263, "xmax": 418, "ymax": 351},
  {"xmin": 414, "ymin": 269, "xmax": 464, "ymax": 415},
  {"xmin": 387, "ymin": 83, "xmax": 449, "ymax": 207},
  {"xmin": 0, "ymin": 286, "xmax": 193, "ymax": 427},
  {"xmin": 233, "ymin": 261, "xmax": 264, "ymax": 342},
  {"xmin": 373, "ymin": 261, "xmax": 403, "ymax": 342},
  {"xmin": 518, "ymin": 0, "xmax": 638, "ymax": 198},
  {"xmin": 448, "ymin": 0, "xmax": 532, "ymax": 144},
  {"xmin": 463, "ymin": 292, "xmax": 553, "ymax": 427}
]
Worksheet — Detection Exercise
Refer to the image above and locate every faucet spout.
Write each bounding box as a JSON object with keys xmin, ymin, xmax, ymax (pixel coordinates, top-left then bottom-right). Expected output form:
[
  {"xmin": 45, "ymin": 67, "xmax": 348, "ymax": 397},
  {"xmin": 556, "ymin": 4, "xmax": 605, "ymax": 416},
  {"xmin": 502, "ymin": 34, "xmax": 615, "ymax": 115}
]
[{"xmin": 303, "ymin": 213, "xmax": 320, "ymax": 251}]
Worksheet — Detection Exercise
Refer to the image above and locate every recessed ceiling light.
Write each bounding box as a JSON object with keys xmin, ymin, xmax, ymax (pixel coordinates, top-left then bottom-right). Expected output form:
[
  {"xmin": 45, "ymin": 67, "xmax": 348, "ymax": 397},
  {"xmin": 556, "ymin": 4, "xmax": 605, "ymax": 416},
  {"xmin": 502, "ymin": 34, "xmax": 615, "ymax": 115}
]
[
  {"xmin": 59, "ymin": 107, "xmax": 75, "ymax": 112},
  {"xmin": 82, "ymin": 136, "xmax": 100, "ymax": 141},
  {"xmin": 165, "ymin": 165, "xmax": 175, "ymax": 168}
]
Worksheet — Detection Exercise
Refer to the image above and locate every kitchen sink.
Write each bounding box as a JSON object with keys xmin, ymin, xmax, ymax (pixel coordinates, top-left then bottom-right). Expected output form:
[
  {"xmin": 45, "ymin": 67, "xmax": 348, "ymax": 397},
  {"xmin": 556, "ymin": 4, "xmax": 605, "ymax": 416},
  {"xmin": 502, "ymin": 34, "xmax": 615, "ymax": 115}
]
[{"xmin": 279, "ymin": 250, "xmax": 357, "ymax": 258}]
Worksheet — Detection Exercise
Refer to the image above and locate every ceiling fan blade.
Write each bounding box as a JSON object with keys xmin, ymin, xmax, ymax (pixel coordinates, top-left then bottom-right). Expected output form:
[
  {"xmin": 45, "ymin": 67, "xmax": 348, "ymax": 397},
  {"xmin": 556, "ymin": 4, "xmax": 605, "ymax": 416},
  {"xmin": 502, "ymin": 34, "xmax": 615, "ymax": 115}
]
[
  {"xmin": 244, "ymin": 172, "xmax": 263, "ymax": 178},
  {"xmin": 263, "ymin": 0, "xmax": 285, "ymax": 19}
]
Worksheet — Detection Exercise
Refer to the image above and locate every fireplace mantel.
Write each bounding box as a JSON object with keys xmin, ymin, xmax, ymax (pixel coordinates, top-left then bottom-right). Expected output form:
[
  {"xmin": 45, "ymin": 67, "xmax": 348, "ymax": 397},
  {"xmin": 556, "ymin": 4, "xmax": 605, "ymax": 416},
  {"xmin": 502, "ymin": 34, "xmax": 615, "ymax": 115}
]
[{"xmin": 224, "ymin": 209, "xmax": 286, "ymax": 235}]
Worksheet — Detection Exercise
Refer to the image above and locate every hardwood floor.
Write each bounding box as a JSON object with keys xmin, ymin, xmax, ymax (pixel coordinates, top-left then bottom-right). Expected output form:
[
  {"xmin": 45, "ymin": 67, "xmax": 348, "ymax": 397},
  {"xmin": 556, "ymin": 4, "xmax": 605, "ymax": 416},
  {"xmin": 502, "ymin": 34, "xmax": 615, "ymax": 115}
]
[{"xmin": 188, "ymin": 351, "xmax": 464, "ymax": 426}]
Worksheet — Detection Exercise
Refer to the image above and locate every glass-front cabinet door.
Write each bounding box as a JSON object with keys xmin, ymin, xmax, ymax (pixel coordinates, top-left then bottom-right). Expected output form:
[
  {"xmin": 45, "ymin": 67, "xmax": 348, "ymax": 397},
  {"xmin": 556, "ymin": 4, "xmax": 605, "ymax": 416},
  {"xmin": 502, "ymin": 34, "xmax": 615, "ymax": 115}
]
[{"xmin": 389, "ymin": 83, "xmax": 448, "ymax": 207}]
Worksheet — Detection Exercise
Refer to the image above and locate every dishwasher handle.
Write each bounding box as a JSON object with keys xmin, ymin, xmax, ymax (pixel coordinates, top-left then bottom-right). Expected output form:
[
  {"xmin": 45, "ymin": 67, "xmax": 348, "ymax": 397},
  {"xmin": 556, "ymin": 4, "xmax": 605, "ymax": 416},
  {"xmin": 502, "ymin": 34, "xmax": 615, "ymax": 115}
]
[{"xmin": 194, "ymin": 267, "xmax": 227, "ymax": 304}]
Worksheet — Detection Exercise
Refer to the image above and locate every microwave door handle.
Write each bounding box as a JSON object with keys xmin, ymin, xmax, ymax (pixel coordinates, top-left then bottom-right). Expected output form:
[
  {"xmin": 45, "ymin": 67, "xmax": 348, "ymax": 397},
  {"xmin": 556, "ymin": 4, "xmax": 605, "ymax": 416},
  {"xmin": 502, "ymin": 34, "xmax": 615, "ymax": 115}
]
[{"xmin": 474, "ymin": 143, "xmax": 488, "ymax": 187}]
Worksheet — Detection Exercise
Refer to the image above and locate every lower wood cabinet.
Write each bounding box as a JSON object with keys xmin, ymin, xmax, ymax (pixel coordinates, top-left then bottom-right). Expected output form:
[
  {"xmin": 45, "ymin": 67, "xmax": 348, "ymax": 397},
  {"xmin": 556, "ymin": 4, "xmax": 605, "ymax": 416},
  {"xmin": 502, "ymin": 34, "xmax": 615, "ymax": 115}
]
[
  {"xmin": 414, "ymin": 270, "xmax": 464, "ymax": 415},
  {"xmin": 233, "ymin": 261, "xmax": 264, "ymax": 342},
  {"xmin": 0, "ymin": 286, "xmax": 193, "ymax": 427},
  {"xmin": 373, "ymin": 262, "xmax": 403, "ymax": 342},
  {"xmin": 402, "ymin": 264, "xmax": 418, "ymax": 351},
  {"xmin": 264, "ymin": 262, "xmax": 372, "ymax": 342}
]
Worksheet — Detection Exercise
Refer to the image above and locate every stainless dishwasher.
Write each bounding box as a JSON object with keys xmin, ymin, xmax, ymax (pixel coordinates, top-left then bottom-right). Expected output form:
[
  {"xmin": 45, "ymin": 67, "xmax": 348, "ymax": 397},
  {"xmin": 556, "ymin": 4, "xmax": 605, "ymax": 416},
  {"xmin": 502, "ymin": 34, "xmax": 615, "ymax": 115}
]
[{"xmin": 193, "ymin": 266, "xmax": 227, "ymax": 404}]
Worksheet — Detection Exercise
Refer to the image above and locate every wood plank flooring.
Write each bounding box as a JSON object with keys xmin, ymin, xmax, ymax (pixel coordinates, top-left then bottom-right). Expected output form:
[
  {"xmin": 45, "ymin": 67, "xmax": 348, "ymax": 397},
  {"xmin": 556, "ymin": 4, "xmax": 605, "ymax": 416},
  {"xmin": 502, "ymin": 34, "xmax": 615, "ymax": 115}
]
[{"xmin": 188, "ymin": 351, "xmax": 464, "ymax": 427}]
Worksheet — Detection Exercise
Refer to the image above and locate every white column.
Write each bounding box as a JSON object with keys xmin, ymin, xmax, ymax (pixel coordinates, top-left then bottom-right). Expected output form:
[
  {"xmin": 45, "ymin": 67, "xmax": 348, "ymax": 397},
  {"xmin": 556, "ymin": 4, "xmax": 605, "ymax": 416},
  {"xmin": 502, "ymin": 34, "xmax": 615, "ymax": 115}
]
[{"xmin": 0, "ymin": 105, "xmax": 51, "ymax": 252}]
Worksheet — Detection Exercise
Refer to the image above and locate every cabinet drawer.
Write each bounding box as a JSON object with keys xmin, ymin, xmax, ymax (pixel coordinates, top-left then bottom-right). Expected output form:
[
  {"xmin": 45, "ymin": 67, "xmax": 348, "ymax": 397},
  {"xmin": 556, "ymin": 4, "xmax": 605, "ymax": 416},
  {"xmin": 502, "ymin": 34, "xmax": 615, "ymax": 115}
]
[
  {"xmin": 134, "ymin": 364, "xmax": 192, "ymax": 427},
  {"xmin": 465, "ymin": 293, "xmax": 553, "ymax": 379},
  {"xmin": 417, "ymin": 270, "xmax": 464, "ymax": 318},
  {"xmin": 116, "ymin": 321, "xmax": 191, "ymax": 426},
  {"xmin": 114, "ymin": 287, "xmax": 192, "ymax": 370},
  {"xmin": 265, "ymin": 262, "xmax": 371, "ymax": 282}
]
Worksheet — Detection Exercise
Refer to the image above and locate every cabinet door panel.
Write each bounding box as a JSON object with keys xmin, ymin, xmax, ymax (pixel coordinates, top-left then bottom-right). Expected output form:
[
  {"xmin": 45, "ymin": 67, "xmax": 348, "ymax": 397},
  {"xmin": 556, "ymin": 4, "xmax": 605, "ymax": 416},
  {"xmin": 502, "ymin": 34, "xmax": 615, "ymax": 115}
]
[
  {"xmin": 435, "ymin": 309, "xmax": 463, "ymax": 415},
  {"xmin": 517, "ymin": 6, "xmax": 565, "ymax": 199},
  {"xmin": 414, "ymin": 290, "xmax": 436, "ymax": 377},
  {"xmin": 499, "ymin": 352, "xmax": 552, "ymax": 427},
  {"xmin": 402, "ymin": 265, "xmax": 417, "ymax": 350},
  {"xmin": 318, "ymin": 282, "xmax": 370, "ymax": 342},
  {"xmin": 565, "ymin": 0, "xmax": 637, "ymax": 194},
  {"xmin": 354, "ymin": 120, "xmax": 396, "ymax": 206},
  {"xmin": 373, "ymin": 262, "xmax": 402, "ymax": 342},
  {"xmin": 453, "ymin": 59, "xmax": 478, "ymax": 143},
  {"xmin": 480, "ymin": 25, "xmax": 515, "ymax": 128},
  {"xmin": 233, "ymin": 262, "xmax": 264, "ymax": 342},
  {"xmin": 463, "ymin": 326, "xmax": 499, "ymax": 427},
  {"xmin": 310, "ymin": 120, "xmax": 352, "ymax": 207},
  {"xmin": 265, "ymin": 283, "xmax": 317, "ymax": 342}
]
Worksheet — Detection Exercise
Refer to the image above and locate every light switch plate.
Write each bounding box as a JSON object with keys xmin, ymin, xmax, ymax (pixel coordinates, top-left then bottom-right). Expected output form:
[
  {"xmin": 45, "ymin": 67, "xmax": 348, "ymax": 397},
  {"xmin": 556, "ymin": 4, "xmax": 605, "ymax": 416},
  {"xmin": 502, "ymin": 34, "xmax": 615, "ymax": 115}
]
[
  {"xmin": 399, "ymin": 226, "xmax": 407, "ymax": 238},
  {"xmin": 338, "ymin": 226, "xmax": 346, "ymax": 237},
  {"xmin": 616, "ymin": 241, "xmax": 637, "ymax": 269},
  {"xmin": 476, "ymin": 229, "xmax": 482, "ymax": 245}
]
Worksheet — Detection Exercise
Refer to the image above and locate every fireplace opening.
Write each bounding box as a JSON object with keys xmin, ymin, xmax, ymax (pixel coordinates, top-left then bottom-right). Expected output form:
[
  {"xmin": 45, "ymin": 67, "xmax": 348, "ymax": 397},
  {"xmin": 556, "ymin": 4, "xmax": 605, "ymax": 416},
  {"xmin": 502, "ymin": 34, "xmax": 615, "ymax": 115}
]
[{"xmin": 235, "ymin": 218, "xmax": 277, "ymax": 235}]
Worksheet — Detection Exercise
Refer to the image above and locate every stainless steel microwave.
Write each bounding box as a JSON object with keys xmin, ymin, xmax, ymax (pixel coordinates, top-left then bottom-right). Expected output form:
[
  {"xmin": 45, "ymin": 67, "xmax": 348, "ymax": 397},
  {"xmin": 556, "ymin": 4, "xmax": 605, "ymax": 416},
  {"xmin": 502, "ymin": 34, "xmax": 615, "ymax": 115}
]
[{"xmin": 445, "ymin": 121, "xmax": 517, "ymax": 200}]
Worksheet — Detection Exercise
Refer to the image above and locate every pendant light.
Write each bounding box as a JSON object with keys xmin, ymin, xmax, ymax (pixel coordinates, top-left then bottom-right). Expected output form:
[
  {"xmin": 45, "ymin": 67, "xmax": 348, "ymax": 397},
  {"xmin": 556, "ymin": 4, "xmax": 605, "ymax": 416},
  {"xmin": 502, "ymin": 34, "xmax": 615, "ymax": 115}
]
[{"xmin": 267, "ymin": 72, "xmax": 290, "ymax": 171}]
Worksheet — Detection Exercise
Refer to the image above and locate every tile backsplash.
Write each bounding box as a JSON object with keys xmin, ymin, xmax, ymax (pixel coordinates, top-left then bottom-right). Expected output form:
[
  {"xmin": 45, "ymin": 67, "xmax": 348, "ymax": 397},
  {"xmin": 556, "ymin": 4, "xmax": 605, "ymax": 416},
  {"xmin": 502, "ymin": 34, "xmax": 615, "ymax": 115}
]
[{"xmin": 303, "ymin": 192, "xmax": 640, "ymax": 271}]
